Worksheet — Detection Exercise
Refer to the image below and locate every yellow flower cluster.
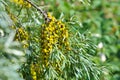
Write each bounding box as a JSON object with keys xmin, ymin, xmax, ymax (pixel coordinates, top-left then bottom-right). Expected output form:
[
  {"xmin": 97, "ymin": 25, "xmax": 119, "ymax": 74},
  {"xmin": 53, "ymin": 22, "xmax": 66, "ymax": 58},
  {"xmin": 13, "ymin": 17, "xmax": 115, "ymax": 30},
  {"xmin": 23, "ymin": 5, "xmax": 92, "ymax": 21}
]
[
  {"xmin": 14, "ymin": 27, "xmax": 29, "ymax": 48},
  {"xmin": 30, "ymin": 63, "xmax": 37, "ymax": 80},
  {"xmin": 30, "ymin": 63, "xmax": 41, "ymax": 80},
  {"xmin": 56, "ymin": 20, "xmax": 70, "ymax": 50},
  {"xmin": 11, "ymin": 0, "xmax": 31, "ymax": 8},
  {"xmin": 40, "ymin": 13, "xmax": 70, "ymax": 68}
]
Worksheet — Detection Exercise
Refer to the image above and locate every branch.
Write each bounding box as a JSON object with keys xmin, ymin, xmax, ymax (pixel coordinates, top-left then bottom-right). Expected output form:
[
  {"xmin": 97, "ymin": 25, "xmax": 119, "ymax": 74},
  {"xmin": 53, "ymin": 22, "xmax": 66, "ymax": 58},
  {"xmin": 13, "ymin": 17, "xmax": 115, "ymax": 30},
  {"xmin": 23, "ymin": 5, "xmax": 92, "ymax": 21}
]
[{"xmin": 25, "ymin": 0, "xmax": 51, "ymax": 22}]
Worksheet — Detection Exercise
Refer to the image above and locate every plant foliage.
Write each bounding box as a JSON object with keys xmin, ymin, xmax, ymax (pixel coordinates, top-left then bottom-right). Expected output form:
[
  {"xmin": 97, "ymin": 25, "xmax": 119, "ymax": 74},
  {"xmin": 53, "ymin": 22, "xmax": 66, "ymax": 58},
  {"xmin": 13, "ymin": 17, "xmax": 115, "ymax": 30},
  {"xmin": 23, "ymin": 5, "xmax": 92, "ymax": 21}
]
[{"xmin": 0, "ymin": 0, "xmax": 120, "ymax": 80}]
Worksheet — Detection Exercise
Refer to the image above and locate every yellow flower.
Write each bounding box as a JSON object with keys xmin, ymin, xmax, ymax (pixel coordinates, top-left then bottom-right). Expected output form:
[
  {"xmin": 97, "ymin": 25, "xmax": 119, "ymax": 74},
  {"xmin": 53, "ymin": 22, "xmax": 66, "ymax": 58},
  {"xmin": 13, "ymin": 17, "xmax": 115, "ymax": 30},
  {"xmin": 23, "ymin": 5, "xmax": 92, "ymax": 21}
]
[
  {"xmin": 14, "ymin": 27, "xmax": 29, "ymax": 48},
  {"xmin": 11, "ymin": 0, "xmax": 31, "ymax": 8},
  {"xmin": 42, "ymin": 49, "xmax": 48, "ymax": 53},
  {"xmin": 11, "ymin": 0, "xmax": 18, "ymax": 3},
  {"xmin": 25, "ymin": 2, "xmax": 31, "ymax": 8},
  {"xmin": 32, "ymin": 72, "xmax": 36, "ymax": 76},
  {"xmin": 33, "ymin": 76, "xmax": 37, "ymax": 80},
  {"xmin": 65, "ymin": 30, "xmax": 68, "ymax": 38},
  {"xmin": 18, "ymin": 0, "xmax": 24, "ymax": 4},
  {"xmin": 40, "ymin": 12, "xmax": 70, "ymax": 69},
  {"xmin": 30, "ymin": 63, "xmax": 37, "ymax": 80}
]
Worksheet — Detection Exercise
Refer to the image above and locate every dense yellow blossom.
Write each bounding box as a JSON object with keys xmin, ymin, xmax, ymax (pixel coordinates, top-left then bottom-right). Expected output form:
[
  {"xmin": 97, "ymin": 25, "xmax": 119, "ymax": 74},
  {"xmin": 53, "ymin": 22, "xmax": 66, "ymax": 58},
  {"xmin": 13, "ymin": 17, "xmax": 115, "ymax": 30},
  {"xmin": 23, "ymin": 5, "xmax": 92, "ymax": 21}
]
[
  {"xmin": 40, "ymin": 12, "xmax": 70, "ymax": 72},
  {"xmin": 11, "ymin": 0, "xmax": 31, "ymax": 8},
  {"xmin": 14, "ymin": 27, "xmax": 29, "ymax": 48},
  {"xmin": 30, "ymin": 63, "xmax": 41, "ymax": 80},
  {"xmin": 30, "ymin": 63, "xmax": 37, "ymax": 80}
]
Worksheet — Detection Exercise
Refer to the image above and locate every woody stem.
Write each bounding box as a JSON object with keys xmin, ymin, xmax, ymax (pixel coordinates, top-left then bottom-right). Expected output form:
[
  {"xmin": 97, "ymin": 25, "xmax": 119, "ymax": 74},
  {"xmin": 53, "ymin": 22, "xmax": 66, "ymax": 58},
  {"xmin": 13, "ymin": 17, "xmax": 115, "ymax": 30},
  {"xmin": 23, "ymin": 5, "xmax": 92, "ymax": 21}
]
[{"xmin": 25, "ymin": 0, "xmax": 50, "ymax": 22}]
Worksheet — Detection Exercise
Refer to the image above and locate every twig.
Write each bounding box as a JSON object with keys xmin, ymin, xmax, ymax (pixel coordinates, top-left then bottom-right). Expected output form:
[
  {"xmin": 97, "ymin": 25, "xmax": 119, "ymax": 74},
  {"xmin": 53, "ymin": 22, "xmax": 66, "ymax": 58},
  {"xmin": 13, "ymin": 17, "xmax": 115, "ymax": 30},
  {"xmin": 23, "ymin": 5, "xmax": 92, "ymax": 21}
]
[
  {"xmin": 17, "ymin": 6, "xmax": 23, "ymax": 17},
  {"xmin": 25, "ymin": 0, "xmax": 51, "ymax": 22}
]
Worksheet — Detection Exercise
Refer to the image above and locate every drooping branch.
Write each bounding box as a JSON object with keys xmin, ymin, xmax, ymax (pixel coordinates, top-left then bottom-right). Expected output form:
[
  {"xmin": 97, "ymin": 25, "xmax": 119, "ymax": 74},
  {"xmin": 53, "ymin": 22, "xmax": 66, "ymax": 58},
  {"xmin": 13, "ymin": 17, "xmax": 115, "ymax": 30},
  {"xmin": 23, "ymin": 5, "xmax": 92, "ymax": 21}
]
[{"xmin": 25, "ymin": 0, "xmax": 51, "ymax": 22}]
